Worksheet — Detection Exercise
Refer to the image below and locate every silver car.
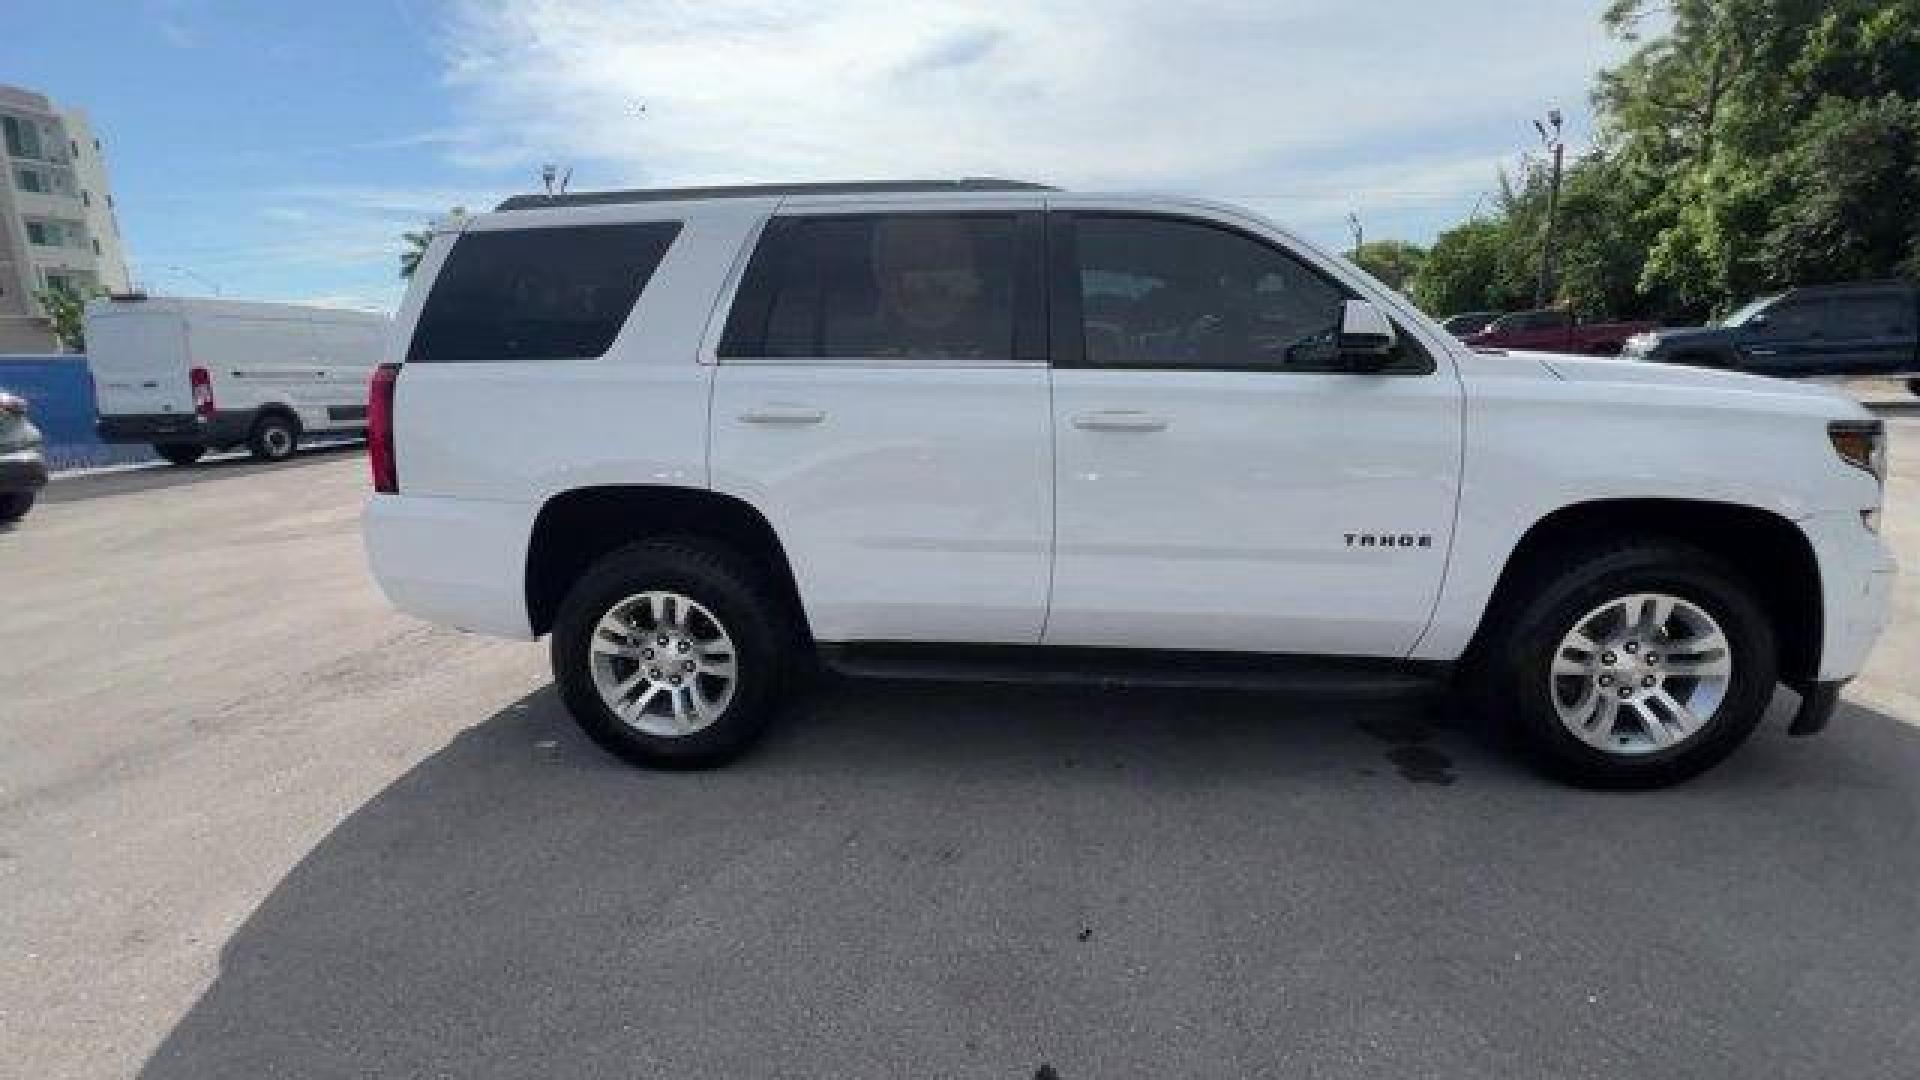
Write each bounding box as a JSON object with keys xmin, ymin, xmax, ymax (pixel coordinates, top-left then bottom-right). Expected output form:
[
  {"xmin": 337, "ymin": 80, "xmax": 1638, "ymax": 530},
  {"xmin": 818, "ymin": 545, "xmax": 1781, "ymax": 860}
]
[{"xmin": 0, "ymin": 390, "xmax": 48, "ymax": 523}]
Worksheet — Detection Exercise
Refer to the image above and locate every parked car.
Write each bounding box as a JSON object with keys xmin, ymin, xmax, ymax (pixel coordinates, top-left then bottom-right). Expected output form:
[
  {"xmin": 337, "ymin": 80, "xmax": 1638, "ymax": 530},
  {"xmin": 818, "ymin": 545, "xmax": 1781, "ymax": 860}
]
[
  {"xmin": 1440, "ymin": 310, "xmax": 1500, "ymax": 336},
  {"xmin": 0, "ymin": 390, "xmax": 49, "ymax": 523},
  {"xmin": 1624, "ymin": 281, "xmax": 1919, "ymax": 385},
  {"xmin": 1463, "ymin": 308, "xmax": 1658, "ymax": 354},
  {"xmin": 363, "ymin": 179, "xmax": 1894, "ymax": 789},
  {"xmin": 88, "ymin": 295, "xmax": 390, "ymax": 465}
]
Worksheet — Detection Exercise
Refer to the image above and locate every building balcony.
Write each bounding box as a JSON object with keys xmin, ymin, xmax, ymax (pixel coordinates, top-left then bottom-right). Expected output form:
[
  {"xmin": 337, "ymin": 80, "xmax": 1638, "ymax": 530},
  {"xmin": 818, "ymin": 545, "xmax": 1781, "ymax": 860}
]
[{"xmin": 11, "ymin": 189, "xmax": 85, "ymax": 219}]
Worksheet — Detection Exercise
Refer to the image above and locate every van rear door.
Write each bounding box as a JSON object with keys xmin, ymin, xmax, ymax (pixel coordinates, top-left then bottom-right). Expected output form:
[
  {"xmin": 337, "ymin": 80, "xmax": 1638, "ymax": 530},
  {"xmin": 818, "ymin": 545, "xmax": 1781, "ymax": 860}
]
[
  {"xmin": 310, "ymin": 317, "xmax": 387, "ymax": 427},
  {"xmin": 88, "ymin": 309, "xmax": 193, "ymax": 416}
]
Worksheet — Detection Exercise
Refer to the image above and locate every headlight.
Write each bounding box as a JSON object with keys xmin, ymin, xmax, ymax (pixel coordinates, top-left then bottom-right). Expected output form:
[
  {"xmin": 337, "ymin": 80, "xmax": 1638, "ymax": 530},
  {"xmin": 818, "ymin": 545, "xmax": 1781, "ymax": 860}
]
[
  {"xmin": 1829, "ymin": 420, "xmax": 1886, "ymax": 483},
  {"xmin": 1623, "ymin": 332, "xmax": 1657, "ymax": 355}
]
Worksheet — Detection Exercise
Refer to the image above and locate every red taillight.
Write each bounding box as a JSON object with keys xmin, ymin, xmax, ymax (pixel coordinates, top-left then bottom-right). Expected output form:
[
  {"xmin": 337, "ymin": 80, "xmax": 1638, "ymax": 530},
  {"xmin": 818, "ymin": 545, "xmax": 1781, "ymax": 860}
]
[
  {"xmin": 368, "ymin": 363, "xmax": 400, "ymax": 493},
  {"xmin": 189, "ymin": 367, "xmax": 214, "ymax": 417}
]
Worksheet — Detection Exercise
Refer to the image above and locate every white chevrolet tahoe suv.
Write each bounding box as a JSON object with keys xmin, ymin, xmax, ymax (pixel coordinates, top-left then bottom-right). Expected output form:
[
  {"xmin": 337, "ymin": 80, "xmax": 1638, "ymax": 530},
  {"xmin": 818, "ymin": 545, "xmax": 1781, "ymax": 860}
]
[{"xmin": 364, "ymin": 179, "xmax": 1895, "ymax": 788}]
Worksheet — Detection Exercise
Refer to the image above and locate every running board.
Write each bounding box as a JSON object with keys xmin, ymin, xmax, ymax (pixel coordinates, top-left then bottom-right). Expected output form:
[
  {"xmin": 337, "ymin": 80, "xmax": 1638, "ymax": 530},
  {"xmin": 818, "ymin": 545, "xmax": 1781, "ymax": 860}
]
[{"xmin": 817, "ymin": 643, "xmax": 1449, "ymax": 698}]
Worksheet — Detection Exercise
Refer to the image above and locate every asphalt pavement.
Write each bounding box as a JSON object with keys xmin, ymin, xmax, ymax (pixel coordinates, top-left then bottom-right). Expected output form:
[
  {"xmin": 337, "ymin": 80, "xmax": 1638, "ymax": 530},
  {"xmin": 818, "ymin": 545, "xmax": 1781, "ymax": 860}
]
[{"xmin": 2, "ymin": 420, "xmax": 1917, "ymax": 1079}]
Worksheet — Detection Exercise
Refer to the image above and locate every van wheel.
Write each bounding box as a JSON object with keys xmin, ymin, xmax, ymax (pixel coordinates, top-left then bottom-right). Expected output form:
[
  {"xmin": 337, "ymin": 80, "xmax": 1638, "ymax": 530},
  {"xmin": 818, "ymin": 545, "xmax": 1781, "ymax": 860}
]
[
  {"xmin": 154, "ymin": 443, "xmax": 205, "ymax": 467},
  {"xmin": 0, "ymin": 491, "xmax": 33, "ymax": 522},
  {"xmin": 552, "ymin": 540, "xmax": 793, "ymax": 769},
  {"xmin": 248, "ymin": 414, "xmax": 299, "ymax": 461},
  {"xmin": 1482, "ymin": 539, "xmax": 1776, "ymax": 789}
]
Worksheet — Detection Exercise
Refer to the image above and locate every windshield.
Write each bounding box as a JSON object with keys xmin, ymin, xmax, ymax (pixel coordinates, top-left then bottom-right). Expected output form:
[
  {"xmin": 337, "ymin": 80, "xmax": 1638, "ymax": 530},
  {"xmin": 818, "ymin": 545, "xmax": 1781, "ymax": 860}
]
[{"xmin": 1719, "ymin": 294, "xmax": 1782, "ymax": 327}]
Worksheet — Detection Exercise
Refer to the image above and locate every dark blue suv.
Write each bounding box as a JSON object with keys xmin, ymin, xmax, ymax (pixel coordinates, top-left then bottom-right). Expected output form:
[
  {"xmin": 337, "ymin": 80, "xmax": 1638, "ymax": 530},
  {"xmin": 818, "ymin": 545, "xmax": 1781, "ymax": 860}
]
[{"xmin": 1625, "ymin": 281, "xmax": 1918, "ymax": 390}]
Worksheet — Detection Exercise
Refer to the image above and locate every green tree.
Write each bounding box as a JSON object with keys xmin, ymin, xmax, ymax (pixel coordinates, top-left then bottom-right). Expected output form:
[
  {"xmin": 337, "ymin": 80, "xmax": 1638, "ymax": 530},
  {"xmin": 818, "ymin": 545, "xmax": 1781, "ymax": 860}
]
[
  {"xmin": 399, "ymin": 206, "xmax": 467, "ymax": 279},
  {"xmin": 1408, "ymin": 0, "xmax": 1920, "ymax": 324},
  {"xmin": 1351, "ymin": 239, "xmax": 1428, "ymax": 292},
  {"xmin": 1599, "ymin": 0, "xmax": 1920, "ymax": 314},
  {"xmin": 33, "ymin": 284, "xmax": 96, "ymax": 352},
  {"xmin": 1759, "ymin": 93, "xmax": 1920, "ymax": 284}
]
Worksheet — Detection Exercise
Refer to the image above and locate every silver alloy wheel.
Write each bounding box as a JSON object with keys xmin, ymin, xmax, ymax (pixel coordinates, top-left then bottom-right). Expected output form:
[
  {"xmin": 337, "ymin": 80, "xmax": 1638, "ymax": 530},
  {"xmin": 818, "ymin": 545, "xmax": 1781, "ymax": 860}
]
[
  {"xmin": 1550, "ymin": 592, "xmax": 1732, "ymax": 755},
  {"xmin": 263, "ymin": 424, "xmax": 294, "ymax": 457},
  {"xmin": 589, "ymin": 590, "xmax": 737, "ymax": 738}
]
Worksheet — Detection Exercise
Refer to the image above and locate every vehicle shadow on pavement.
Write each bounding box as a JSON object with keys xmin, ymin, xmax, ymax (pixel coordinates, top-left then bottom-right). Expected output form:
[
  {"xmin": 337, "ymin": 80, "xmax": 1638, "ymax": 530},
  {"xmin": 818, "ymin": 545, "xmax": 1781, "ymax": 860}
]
[
  {"xmin": 139, "ymin": 681, "xmax": 1920, "ymax": 1079},
  {"xmin": 41, "ymin": 441, "xmax": 363, "ymax": 505}
]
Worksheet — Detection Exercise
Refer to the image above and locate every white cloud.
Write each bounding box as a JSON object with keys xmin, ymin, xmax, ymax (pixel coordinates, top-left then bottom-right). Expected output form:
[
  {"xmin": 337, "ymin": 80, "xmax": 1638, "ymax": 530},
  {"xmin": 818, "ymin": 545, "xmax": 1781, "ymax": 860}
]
[
  {"xmin": 129, "ymin": 184, "xmax": 505, "ymax": 310},
  {"xmin": 433, "ymin": 0, "xmax": 1623, "ymax": 236}
]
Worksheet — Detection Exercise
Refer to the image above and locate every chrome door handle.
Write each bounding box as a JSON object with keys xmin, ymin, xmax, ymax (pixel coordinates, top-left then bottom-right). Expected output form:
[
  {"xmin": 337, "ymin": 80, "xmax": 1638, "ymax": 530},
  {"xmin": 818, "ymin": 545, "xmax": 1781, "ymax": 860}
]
[
  {"xmin": 1748, "ymin": 349, "xmax": 1777, "ymax": 356},
  {"xmin": 738, "ymin": 404, "xmax": 826, "ymax": 425},
  {"xmin": 1072, "ymin": 410, "xmax": 1168, "ymax": 432}
]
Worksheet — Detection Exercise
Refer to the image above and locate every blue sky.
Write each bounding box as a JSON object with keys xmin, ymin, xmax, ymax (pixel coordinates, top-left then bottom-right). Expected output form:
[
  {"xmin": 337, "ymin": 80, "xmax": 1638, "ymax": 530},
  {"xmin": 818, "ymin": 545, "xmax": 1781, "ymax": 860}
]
[{"xmin": 3, "ymin": 1, "xmax": 1627, "ymax": 313}]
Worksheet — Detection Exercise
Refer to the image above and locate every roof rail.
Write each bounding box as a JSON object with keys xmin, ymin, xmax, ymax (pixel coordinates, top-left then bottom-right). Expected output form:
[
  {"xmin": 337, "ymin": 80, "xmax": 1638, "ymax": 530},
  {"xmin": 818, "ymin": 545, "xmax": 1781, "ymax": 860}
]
[
  {"xmin": 494, "ymin": 177, "xmax": 1056, "ymax": 212},
  {"xmin": 1786, "ymin": 279, "xmax": 1913, "ymax": 292}
]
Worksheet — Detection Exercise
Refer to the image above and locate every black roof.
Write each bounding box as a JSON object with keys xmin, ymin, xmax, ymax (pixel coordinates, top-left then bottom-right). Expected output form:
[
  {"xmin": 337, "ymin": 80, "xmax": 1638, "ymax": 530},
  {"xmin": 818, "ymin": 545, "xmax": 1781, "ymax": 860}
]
[
  {"xmin": 495, "ymin": 178, "xmax": 1055, "ymax": 212},
  {"xmin": 1785, "ymin": 279, "xmax": 1915, "ymax": 296}
]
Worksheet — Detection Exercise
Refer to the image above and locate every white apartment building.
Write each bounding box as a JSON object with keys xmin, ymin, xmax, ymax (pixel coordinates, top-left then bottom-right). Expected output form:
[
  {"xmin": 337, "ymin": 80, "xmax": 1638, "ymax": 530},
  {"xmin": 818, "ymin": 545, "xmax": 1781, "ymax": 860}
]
[{"xmin": 0, "ymin": 84, "xmax": 132, "ymax": 352}]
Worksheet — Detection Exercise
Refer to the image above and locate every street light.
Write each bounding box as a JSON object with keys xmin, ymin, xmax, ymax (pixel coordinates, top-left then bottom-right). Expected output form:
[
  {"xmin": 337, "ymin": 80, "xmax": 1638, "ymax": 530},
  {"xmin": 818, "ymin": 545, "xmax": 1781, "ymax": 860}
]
[{"xmin": 1534, "ymin": 108, "xmax": 1566, "ymax": 308}]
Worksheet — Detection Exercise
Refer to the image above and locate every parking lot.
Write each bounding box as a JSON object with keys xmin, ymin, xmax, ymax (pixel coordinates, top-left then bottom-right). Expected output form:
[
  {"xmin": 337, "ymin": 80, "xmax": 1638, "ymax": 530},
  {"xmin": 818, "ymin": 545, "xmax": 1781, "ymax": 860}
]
[{"xmin": 1, "ymin": 416, "xmax": 1916, "ymax": 1078}]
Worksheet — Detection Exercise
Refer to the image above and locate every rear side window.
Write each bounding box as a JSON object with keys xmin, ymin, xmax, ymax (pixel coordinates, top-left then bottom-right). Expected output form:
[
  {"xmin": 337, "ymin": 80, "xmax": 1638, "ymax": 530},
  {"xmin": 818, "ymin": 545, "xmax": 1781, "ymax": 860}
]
[
  {"xmin": 721, "ymin": 214, "xmax": 1032, "ymax": 361},
  {"xmin": 1491, "ymin": 310, "xmax": 1567, "ymax": 332},
  {"xmin": 1827, "ymin": 294, "xmax": 1915, "ymax": 336},
  {"xmin": 407, "ymin": 221, "xmax": 681, "ymax": 363}
]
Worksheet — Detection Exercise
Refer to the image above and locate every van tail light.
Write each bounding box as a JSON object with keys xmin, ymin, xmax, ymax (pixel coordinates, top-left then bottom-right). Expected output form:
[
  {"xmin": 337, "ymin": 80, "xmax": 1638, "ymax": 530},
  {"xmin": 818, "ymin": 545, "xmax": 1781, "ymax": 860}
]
[
  {"xmin": 189, "ymin": 366, "xmax": 215, "ymax": 417},
  {"xmin": 368, "ymin": 363, "xmax": 400, "ymax": 493}
]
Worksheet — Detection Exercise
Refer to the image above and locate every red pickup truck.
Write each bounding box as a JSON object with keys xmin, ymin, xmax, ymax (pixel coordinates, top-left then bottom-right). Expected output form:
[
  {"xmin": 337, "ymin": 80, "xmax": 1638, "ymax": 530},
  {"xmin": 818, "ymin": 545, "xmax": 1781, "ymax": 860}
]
[{"xmin": 1461, "ymin": 309, "xmax": 1658, "ymax": 355}]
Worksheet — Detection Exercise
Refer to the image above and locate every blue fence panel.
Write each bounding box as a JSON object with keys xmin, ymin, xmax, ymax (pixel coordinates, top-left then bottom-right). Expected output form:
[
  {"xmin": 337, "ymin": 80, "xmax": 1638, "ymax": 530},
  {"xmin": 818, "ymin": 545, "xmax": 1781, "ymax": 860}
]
[{"xmin": 0, "ymin": 353, "xmax": 155, "ymax": 471}]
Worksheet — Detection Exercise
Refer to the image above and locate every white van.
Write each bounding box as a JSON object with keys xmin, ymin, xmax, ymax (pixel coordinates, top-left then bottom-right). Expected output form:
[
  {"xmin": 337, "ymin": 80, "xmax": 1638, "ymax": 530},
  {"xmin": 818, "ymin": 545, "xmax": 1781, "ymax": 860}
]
[{"xmin": 88, "ymin": 295, "xmax": 390, "ymax": 464}]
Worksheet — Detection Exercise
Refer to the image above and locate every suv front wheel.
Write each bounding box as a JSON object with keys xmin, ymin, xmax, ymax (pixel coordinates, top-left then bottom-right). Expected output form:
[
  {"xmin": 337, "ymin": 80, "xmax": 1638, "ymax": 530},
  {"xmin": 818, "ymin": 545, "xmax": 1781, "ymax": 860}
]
[
  {"xmin": 1483, "ymin": 540, "xmax": 1777, "ymax": 788},
  {"xmin": 552, "ymin": 541, "xmax": 791, "ymax": 768}
]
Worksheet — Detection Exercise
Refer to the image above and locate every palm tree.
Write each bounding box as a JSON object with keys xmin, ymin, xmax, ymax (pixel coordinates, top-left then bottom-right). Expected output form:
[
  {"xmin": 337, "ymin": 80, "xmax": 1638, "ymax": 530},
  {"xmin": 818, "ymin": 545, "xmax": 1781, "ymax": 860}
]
[{"xmin": 398, "ymin": 206, "xmax": 466, "ymax": 279}]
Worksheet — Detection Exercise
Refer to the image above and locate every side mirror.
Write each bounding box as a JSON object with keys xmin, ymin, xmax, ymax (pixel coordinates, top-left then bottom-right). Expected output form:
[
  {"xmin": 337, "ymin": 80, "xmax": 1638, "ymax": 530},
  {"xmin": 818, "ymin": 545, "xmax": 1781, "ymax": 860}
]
[
  {"xmin": 1337, "ymin": 299, "xmax": 1397, "ymax": 370},
  {"xmin": 1746, "ymin": 313, "xmax": 1769, "ymax": 329}
]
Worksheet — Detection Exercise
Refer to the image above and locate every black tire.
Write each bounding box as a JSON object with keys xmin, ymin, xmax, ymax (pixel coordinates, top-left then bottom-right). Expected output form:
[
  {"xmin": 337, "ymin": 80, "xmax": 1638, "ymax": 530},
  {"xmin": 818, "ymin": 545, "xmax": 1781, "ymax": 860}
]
[
  {"xmin": 1479, "ymin": 539, "xmax": 1777, "ymax": 789},
  {"xmin": 552, "ymin": 540, "xmax": 796, "ymax": 769},
  {"xmin": 1906, "ymin": 377, "xmax": 1920, "ymax": 398},
  {"xmin": 0, "ymin": 490, "xmax": 33, "ymax": 522},
  {"xmin": 248, "ymin": 413, "xmax": 299, "ymax": 461},
  {"xmin": 154, "ymin": 443, "xmax": 205, "ymax": 467}
]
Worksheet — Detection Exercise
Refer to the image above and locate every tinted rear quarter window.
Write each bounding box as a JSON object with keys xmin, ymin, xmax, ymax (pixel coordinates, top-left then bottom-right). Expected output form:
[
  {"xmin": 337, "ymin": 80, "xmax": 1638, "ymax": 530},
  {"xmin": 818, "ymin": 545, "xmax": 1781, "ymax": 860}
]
[{"xmin": 408, "ymin": 221, "xmax": 681, "ymax": 363}]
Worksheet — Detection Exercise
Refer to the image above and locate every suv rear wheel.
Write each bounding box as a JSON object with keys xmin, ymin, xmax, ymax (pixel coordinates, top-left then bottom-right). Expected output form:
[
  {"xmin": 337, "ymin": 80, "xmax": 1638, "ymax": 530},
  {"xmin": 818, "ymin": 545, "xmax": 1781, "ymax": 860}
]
[
  {"xmin": 1481, "ymin": 540, "xmax": 1777, "ymax": 788},
  {"xmin": 248, "ymin": 414, "xmax": 299, "ymax": 462},
  {"xmin": 552, "ymin": 541, "xmax": 791, "ymax": 768}
]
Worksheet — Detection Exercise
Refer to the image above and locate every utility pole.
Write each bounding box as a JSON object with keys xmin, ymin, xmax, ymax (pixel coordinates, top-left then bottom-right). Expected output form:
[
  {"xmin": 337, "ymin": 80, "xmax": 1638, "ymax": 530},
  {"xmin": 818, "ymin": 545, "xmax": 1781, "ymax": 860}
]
[
  {"xmin": 1346, "ymin": 211, "xmax": 1363, "ymax": 258},
  {"xmin": 1533, "ymin": 108, "xmax": 1565, "ymax": 308}
]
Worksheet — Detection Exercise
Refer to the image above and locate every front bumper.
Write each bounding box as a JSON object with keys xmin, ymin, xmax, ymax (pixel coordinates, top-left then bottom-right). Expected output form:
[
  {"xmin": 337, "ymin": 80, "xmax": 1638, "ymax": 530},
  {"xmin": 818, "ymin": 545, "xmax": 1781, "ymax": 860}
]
[
  {"xmin": 0, "ymin": 448, "xmax": 48, "ymax": 492},
  {"xmin": 1797, "ymin": 509, "xmax": 1898, "ymax": 684}
]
